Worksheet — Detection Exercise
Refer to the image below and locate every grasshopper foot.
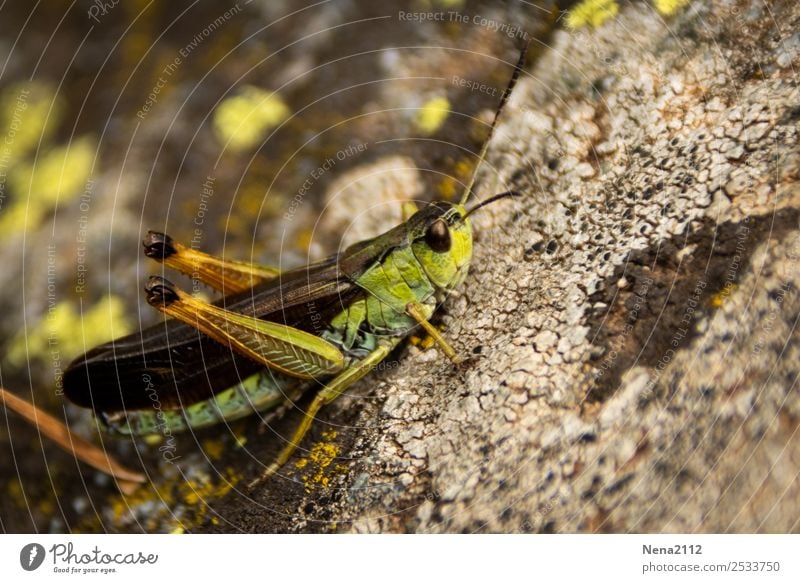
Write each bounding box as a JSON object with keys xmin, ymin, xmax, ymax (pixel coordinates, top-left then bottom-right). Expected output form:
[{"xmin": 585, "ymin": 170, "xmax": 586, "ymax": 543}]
[
  {"xmin": 450, "ymin": 353, "xmax": 466, "ymax": 365},
  {"xmin": 453, "ymin": 353, "xmax": 479, "ymax": 369},
  {"xmin": 142, "ymin": 231, "xmax": 178, "ymax": 260},
  {"xmin": 145, "ymin": 276, "xmax": 179, "ymax": 307}
]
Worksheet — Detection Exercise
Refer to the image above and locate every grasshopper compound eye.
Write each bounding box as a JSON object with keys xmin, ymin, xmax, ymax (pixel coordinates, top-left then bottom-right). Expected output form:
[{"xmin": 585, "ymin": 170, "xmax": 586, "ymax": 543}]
[{"xmin": 425, "ymin": 219, "xmax": 452, "ymax": 253}]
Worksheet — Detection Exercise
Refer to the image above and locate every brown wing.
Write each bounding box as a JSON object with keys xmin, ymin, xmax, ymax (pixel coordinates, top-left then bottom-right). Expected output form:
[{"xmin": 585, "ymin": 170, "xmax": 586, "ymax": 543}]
[{"xmin": 63, "ymin": 257, "xmax": 363, "ymax": 413}]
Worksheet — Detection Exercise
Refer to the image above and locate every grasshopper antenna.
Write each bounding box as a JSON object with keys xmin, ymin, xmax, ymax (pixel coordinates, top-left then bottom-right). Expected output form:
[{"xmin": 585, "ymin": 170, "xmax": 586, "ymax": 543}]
[
  {"xmin": 463, "ymin": 190, "xmax": 521, "ymax": 219},
  {"xmin": 459, "ymin": 38, "xmax": 529, "ymax": 206}
]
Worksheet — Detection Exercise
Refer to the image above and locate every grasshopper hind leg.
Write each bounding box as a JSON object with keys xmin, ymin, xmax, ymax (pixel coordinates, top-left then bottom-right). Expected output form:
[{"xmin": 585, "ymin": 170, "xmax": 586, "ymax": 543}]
[
  {"xmin": 143, "ymin": 231, "xmax": 281, "ymax": 293},
  {"xmin": 248, "ymin": 340, "xmax": 395, "ymax": 488},
  {"xmin": 145, "ymin": 276, "xmax": 344, "ymax": 379}
]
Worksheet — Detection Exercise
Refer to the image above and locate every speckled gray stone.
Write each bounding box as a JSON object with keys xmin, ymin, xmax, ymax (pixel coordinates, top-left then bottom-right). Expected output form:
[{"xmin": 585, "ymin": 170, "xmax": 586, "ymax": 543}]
[{"xmin": 256, "ymin": 0, "xmax": 800, "ymax": 533}]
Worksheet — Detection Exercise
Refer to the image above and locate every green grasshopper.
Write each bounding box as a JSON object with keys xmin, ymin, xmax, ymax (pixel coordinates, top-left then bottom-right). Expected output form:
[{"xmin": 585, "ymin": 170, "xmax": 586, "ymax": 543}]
[{"xmin": 63, "ymin": 46, "xmax": 525, "ymax": 488}]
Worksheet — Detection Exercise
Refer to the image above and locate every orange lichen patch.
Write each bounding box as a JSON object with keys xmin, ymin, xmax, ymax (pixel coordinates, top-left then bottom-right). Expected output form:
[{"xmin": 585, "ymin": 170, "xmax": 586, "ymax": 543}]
[
  {"xmin": 213, "ymin": 86, "xmax": 290, "ymax": 152},
  {"xmin": 565, "ymin": 0, "xmax": 619, "ymax": 30},
  {"xmin": 409, "ymin": 333, "xmax": 437, "ymax": 350},
  {"xmin": 295, "ymin": 430, "xmax": 348, "ymax": 493},
  {"xmin": 438, "ymin": 157, "xmax": 476, "ymax": 201},
  {"xmin": 104, "ymin": 467, "xmax": 242, "ymax": 533},
  {"xmin": 415, "ymin": 97, "xmax": 450, "ymax": 135},
  {"xmin": 7, "ymin": 295, "xmax": 132, "ymax": 367},
  {"xmin": 437, "ymin": 176, "xmax": 459, "ymax": 201},
  {"xmin": 202, "ymin": 438, "xmax": 225, "ymax": 461},
  {"xmin": 410, "ymin": 321, "xmax": 448, "ymax": 351},
  {"xmin": 7, "ymin": 480, "xmax": 26, "ymax": 507},
  {"xmin": 654, "ymin": 0, "xmax": 691, "ymax": 16},
  {"xmin": 709, "ymin": 283, "xmax": 738, "ymax": 308},
  {"xmin": 295, "ymin": 227, "xmax": 315, "ymax": 253}
]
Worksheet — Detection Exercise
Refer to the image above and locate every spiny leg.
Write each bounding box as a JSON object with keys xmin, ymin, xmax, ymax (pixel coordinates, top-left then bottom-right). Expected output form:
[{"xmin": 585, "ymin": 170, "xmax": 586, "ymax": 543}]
[
  {"xmin": 145, "ymin": 276, "xmax": 344, "ymax": 378},
  {"xmin": 248, "ymin": 341, "xmax": 394, "ymax": 488},
  {"xmin": 143, "ymin": 231, "xmax": 280, "ymax": 293}
]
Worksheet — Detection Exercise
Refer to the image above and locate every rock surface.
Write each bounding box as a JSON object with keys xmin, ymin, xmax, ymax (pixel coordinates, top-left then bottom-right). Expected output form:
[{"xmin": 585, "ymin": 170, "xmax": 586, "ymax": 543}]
[
  {"xmin": 241, "ymin": 0, "xmax": 800, "ymax": 533},
  {"xmin": 1, "ymin": 0, "xmax": 798, "ymax": 533}
]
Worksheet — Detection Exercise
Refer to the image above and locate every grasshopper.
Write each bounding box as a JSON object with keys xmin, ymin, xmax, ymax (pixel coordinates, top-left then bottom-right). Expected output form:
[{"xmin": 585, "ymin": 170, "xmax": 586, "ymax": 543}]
[{"xmin": 62, "ymin": 46, "xmax": 526, "ymax": 488}]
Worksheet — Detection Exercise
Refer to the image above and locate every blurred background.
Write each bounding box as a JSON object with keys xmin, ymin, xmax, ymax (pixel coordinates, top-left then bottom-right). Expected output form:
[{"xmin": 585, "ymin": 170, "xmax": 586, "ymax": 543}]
[{"xmin": 0, "ymin": 0, "xmax": 559, "ymax": 532}]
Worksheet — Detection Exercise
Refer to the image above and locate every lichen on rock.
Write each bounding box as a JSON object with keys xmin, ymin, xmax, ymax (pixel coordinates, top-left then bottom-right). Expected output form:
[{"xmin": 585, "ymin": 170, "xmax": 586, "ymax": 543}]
[{"xmin": 255, "ymin": 0, "xmax": 800, "ymax": 533}]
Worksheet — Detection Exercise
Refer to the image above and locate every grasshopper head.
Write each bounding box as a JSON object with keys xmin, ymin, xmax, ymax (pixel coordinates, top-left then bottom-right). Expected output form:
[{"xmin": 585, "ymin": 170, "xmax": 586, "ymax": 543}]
[
  {"xmin": 410, "ymin": 201, "xmax": 473, "ymax": 292},
  {"xmin": 410, "ymin": 191, "xmax": 518, "ymax": 292},
  {"xmin": 404, "ymin": 43, "xmax": 525, "ymax": 296}
]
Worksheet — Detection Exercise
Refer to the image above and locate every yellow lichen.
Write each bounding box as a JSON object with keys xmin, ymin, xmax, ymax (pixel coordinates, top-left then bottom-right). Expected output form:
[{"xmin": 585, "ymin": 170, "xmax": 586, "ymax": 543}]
[
  {"xmin": 7, "ymin": 480, "xmax": 26, "ymax": 507},
  {"xmin": 453, "ymin": 158, "xmax": 474, "ymax": 181},
  {"xmin": 1, "ymin": 82, "xmax": 62, "ymax": 162},
  {"xmin": 415, "ymin": 97, "xmax": 450, "ymax": 135},
  {"xmin": 565, "ymin": 0, "xmax": 619, "ymax": 29},
  {"xmin": 437, "ymin": 176, "xmax": 459, "ymax": 201},
  {"xmin": 7, "ymin": 294, "xmax": 132, "ymax": 368},
  {"xmin": 654, "ymin": 0, "xmax": 691, "ymax": 16},
  {"xmin": 180, "ymin": 473, "xmax": 236, "ymax": 506},
  {"xmin": 420, "ymin": 0, "xmax": 465, "ymax": 8},
  {"xmin": 237, "ymin": 184, "xmax": 268, "ymax": 216},
  {"xmin": 709, "ymin": 283, "xmax": 737, "ymax": 308},
  {"xmin": 295, "ymin": 227, "xmax": 314, "ymax": 253},
  {"xmin": 213, "ymin": 86, "xmax": 290, "ymax": 152},
  {"xmin": 106, "ymin": 467, "xmax": 242, "ymax": 533},
  {"xmin": 38, "ymin": 497, "xmax": 56, "ymax": 516},
  {"xmin": 1, "ymin": 136, "xmax": 95, "ymax": 233},
  {"xmin": 143, "ymin": 434, "xmax": 164, "ymax": 446},
  {"xmin": 410, "ymin": 322, "xmax": 446, "ymax": 351},
  {"xmin": 295, "ymin": 430, "xmax": 346, "ymax": 493},
  {"xmin": 438, "ymin": 158, "xmax": 475, "ymax": 200},
  {"xmin": 202, "ymin": 438, "xmax": 225, "ymax": 461},
  {"xmin": 409, "ymin": 333, "xmax": 435, "ymax": 349}
]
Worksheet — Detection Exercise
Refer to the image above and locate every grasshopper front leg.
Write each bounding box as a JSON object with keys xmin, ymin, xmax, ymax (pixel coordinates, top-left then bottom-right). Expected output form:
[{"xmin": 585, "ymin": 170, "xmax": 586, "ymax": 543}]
[
  {"xmin": 405, "ymin": 301, "xmax": 463, "ymax": 364},
  {"xmin": 248, "ymin": 340, "xmax": 394, "ymax": 488}
]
